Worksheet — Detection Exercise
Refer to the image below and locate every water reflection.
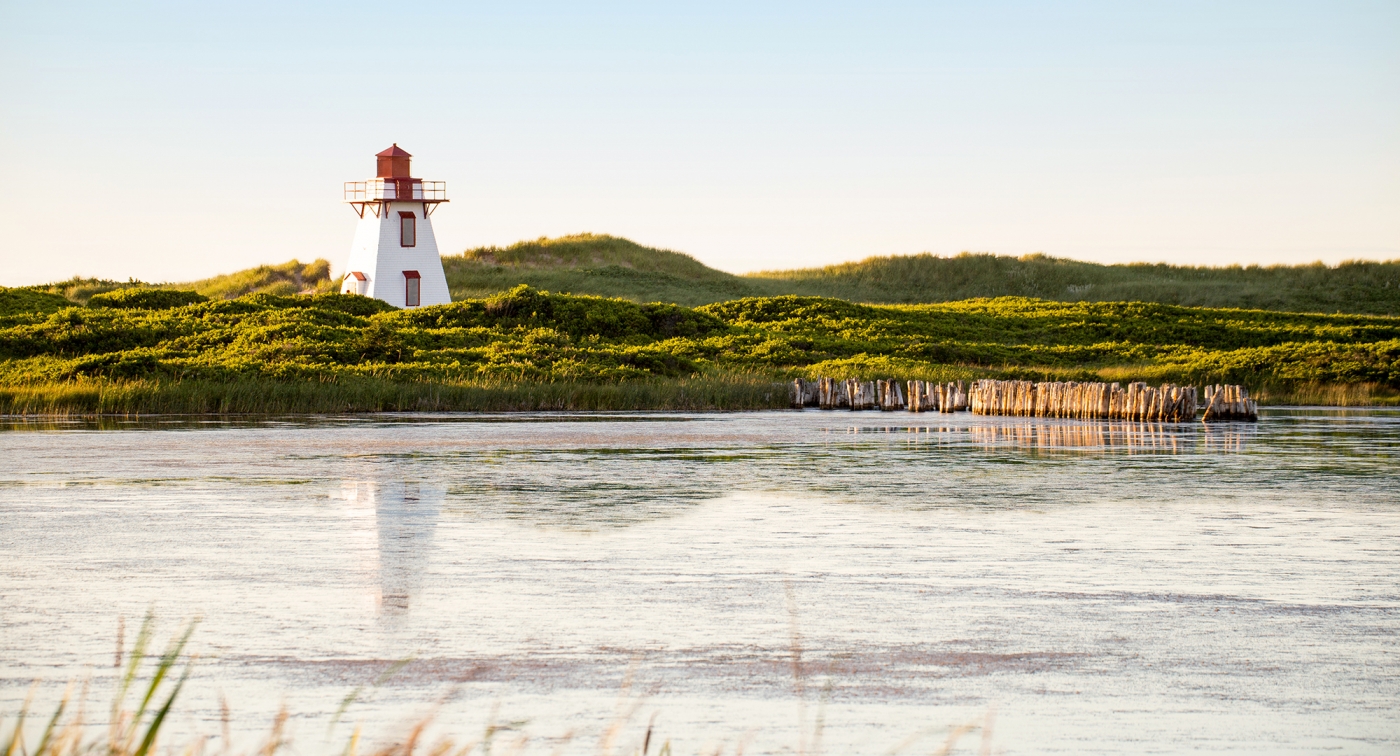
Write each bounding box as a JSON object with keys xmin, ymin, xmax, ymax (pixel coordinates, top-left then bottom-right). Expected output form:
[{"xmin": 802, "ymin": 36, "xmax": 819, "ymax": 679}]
[
  {"xmin": 1199, "ymin": 424, "xmax": 1257, "ymax": 453},
  {"xmin": 957, "ymin": 420, "xmax": 1257, "ymax": 453},
  {"xmin": 335, "ymin": 480, "xmax": 443, "ymax": 615}
]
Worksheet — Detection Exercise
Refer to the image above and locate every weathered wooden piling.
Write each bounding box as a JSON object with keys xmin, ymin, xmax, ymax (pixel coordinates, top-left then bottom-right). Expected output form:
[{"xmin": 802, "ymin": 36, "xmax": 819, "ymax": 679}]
[
  {"xmin": 906, "ymin": 380, "xmax": 938, "ymax": 412},
  {"xmin": 816, "ymin": 377, "xmax": 848, "ymax": 409},
  {"xmin": 964, "ymin": 379, "xmax": 1246, "ymax": 422},
  {"xmin": 931, "ymin": 381, "xmax": 967, "ymax": 413},
  {"xmin": 876, "ymin": 379, "xmax": 906, "ymax": 411},
  {"xmin": 1201, "ymin": 384, "xmax": 1258, "ymax": 422},
  {"xmin": 789, "ymin": 379, "xmax": 819, "ymax": 408},
  {"xmin": 851, "ymin": 380, "xmax": 878, "ymax": 410},
  {"xmin": 805, "ymin": 376, "xmax": 1256, "ymax": 422}
]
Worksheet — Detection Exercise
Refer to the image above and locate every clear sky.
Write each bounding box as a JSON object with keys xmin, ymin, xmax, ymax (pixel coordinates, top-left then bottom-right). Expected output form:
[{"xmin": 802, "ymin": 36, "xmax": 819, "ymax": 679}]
[{"xmin": 1, "ymin": 1, "xmax": 1396, "ymax": 286}]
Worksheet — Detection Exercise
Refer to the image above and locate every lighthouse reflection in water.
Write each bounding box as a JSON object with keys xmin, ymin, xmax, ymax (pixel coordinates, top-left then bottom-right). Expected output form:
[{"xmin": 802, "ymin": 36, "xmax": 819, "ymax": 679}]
[{"xmin": 334, "ymin": 480, "xmax": 443, "ymax": 615}]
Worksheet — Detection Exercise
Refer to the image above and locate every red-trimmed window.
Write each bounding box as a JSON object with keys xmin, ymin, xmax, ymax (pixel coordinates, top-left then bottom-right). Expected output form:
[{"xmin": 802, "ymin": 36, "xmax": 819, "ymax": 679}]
[
  {"xmin": 403, "ymin": 270, "xmax": 421, "ymax": 307},
  {"xmin": 399, "ymin": 211, "xmax": 416, "ymax": 247}
]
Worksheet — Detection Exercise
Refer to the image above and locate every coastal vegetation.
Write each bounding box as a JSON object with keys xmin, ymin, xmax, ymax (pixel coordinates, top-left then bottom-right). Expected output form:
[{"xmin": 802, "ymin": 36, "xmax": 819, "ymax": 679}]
[
  {"xmin": 0, "ymin": 281, "xmax": 1396, "ymax": 414},
  {"xmin": 13, "ymin": 259, "xmax": 336, "ymax": 310},
  {"xmin": 442, "ymin": 234, "xmax": 1400, "ymax": 315},
  {"xmin": 7, "ymin": 235, "xmax": 1397, "ymax": 316}
]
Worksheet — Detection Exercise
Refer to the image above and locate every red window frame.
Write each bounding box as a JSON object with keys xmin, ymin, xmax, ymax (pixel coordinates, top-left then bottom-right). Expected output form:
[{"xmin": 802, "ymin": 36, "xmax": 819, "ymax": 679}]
[
  {"xmin": 399, "ymin": 211, "xmax": 416, "ymax": 247},
  {"xmin": 403, "ymin": 270, "xmax": 421, "ymax": 307}
]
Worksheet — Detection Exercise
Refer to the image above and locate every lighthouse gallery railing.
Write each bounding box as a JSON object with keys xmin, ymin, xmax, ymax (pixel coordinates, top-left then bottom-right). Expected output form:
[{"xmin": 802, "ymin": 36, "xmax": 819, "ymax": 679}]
[{"xmin": 344, "ymin": 179, "xmax": 447, "ymax": 202}]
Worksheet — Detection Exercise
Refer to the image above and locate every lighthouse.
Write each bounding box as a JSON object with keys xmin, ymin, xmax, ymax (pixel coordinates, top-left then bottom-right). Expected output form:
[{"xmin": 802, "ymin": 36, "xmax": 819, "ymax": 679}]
[{"xmin": 340, "ymin": 145, "xmax": 451, "ymax": 307}]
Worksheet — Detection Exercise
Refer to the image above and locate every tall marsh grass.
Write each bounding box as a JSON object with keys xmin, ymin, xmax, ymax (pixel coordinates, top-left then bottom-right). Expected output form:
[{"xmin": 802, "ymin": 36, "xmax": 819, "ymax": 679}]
[
  {"xmin": 0, "ymin": 376, "xmax": 790, "ymax": 416},
  {"xmin": 1253, "ymin": 381, "xmax": 1400, "ymax": 407},
  {"xmin": 4, "ymin": 615, "xmax": 198, "ymax": 756},
  {"xmin": 4, "ymin": 616, "xmax": 991, "ymax": 756}
]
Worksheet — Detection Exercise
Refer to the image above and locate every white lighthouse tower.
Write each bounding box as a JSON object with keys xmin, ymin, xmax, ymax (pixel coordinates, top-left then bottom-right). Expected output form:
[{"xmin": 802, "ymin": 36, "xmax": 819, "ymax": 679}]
[{"xmin": 340, "ymin": 145, "xmax": 451, "ymax": 307}]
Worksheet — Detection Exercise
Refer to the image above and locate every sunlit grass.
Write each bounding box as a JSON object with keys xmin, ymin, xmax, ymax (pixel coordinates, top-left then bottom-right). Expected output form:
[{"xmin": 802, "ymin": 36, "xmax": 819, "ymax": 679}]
[
  {"xmin": 4, "ymin": 614, "xmax": 198, "ymax": 756},
  {"xmin": 8, "ymin": 260, "xmax": 336, "ymax": 310},
  {"xmin": 0, "ymin": 375, "xmax": 790, "ymax": 415},
  {"xmin": 751, "ymin": 251, "xmax": 1400, "ymax": 315},
  {"xmin": 8, "ymin": 234, "xmax": 1400, "ymax": 315},
  {"xmin": 443, "ymin": 234, "xmax": 1400, "ymax": 315},
  {"xmin": 1253, "ymin": 381, "xmax": 1400, "ymax": 407}
]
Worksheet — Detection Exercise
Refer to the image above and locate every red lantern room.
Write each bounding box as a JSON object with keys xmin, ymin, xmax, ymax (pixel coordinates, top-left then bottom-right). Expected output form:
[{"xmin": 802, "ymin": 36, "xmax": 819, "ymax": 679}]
[{"xmin": 376, "ymin": 144, "xmax": 413, "ymax": 178}]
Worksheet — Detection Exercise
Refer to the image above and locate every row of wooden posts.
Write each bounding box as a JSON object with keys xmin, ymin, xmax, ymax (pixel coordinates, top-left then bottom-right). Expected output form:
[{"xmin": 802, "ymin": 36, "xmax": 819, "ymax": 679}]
[
  {"xmin": 790, "ymin": 378, "xmax": 1258, "ymax": 422},
  {"xmin": 805, "ymin": 378, "xmax": 970, "ymax": 412},
  {"xmin": 970, "ymin": 379, "xmax": 1204, "ymax": 422}
]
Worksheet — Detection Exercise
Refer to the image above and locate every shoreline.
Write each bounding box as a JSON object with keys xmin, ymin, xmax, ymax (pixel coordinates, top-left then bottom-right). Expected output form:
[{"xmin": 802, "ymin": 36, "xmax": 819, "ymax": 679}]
[{"xmin": 2, "ymin": 376, "xmax": 1396, "ymax": 418}]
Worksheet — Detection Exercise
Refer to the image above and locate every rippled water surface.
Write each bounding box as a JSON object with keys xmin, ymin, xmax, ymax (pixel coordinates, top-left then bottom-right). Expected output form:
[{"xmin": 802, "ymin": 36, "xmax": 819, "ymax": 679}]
[{"xmin": 2, "ymin": 409, "xmax": 1399, "ymax": 753}]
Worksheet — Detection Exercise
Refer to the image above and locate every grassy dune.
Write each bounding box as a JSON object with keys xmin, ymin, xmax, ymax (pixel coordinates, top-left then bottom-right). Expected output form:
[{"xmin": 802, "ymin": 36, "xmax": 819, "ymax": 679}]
[
  {"xmin": 9, "ymin": 234, "xmax": 1398, "ymax": 315},
  {"xmin": 11, "ymin": 259, "xmax": 337, "ymax": 312},
  {"xmin": 756, "ymin": 252, "xmax": 1400, "ymax": 315},
  {"xmin": 444, "ymin": 234, "xmax": 759, "ymax": 305},
  {"xmin": 442, "ymin": 234, "xmax": 1400, "ymax": 315}
]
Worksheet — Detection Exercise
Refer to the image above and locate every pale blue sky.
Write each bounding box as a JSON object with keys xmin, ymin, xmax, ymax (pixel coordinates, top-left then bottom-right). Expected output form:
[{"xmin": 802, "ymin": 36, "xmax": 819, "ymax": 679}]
[{"xmin": 1, "ymin": 1, "xmax": 1396, "ymax": 285}]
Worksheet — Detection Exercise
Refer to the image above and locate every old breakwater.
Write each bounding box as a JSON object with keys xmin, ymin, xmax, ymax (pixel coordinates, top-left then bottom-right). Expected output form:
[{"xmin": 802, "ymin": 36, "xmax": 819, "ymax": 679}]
[{"xmin": 790, "ymin": 379, "xmax": 1258, "ymax": 422}]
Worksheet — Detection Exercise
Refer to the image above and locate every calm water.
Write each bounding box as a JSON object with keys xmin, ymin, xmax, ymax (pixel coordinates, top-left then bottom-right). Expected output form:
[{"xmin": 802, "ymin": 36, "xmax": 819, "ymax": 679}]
[{"xmin": 2, "ymin": 410, "xmax": 1398, "ymax": 754}]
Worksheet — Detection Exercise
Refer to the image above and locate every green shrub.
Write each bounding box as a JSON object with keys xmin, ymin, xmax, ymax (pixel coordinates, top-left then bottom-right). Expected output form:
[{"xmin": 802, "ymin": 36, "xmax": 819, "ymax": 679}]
[
  {"xmin": 0, "ymin": 287, "xmax": 73, "ymax": 317},
  {"xmin": 88, "ymin": 288, "xmax": 208, "ymax": 310},
  {"xmin": 308, "ymin": 292, "xmax": 398, "ymax": 316}
]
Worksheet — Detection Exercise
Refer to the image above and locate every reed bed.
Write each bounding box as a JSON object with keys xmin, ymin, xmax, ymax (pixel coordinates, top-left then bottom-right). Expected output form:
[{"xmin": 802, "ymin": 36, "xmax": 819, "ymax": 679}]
[
  {"xmin": 0, "ymin": 376, "xmax": 790, "ymax": 416},
  {"xmin": 1252, "ymin": 381, "xmax": 1400, "ymax": 407}
]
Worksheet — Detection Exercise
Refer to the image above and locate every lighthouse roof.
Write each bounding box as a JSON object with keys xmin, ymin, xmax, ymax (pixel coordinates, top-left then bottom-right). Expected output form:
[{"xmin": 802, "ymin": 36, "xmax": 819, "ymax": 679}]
[{"xmin": 376, "ymin": 144, "xmax": 412, "ymax": 158}]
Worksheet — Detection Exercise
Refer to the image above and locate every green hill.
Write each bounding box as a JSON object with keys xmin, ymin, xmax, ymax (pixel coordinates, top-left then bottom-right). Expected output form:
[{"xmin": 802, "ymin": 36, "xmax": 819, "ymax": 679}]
[
  {"xmin": 755, "ymin": 253, "xmax": 1400, "ymax": 315},
  {"xmin": 443, "ymin": 234, "xmax": 1400, "ymax": 315},
  {"xmin": 11, "ymin": 234, "xmax": 1398, "ymax": 316},
  {"xmin": 444, "ymin": 234, "xmax": 761, "ymax": 304},
  {"xmin": 14, "ymin": 259, "xmax": 336, "ymax": 307}
]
